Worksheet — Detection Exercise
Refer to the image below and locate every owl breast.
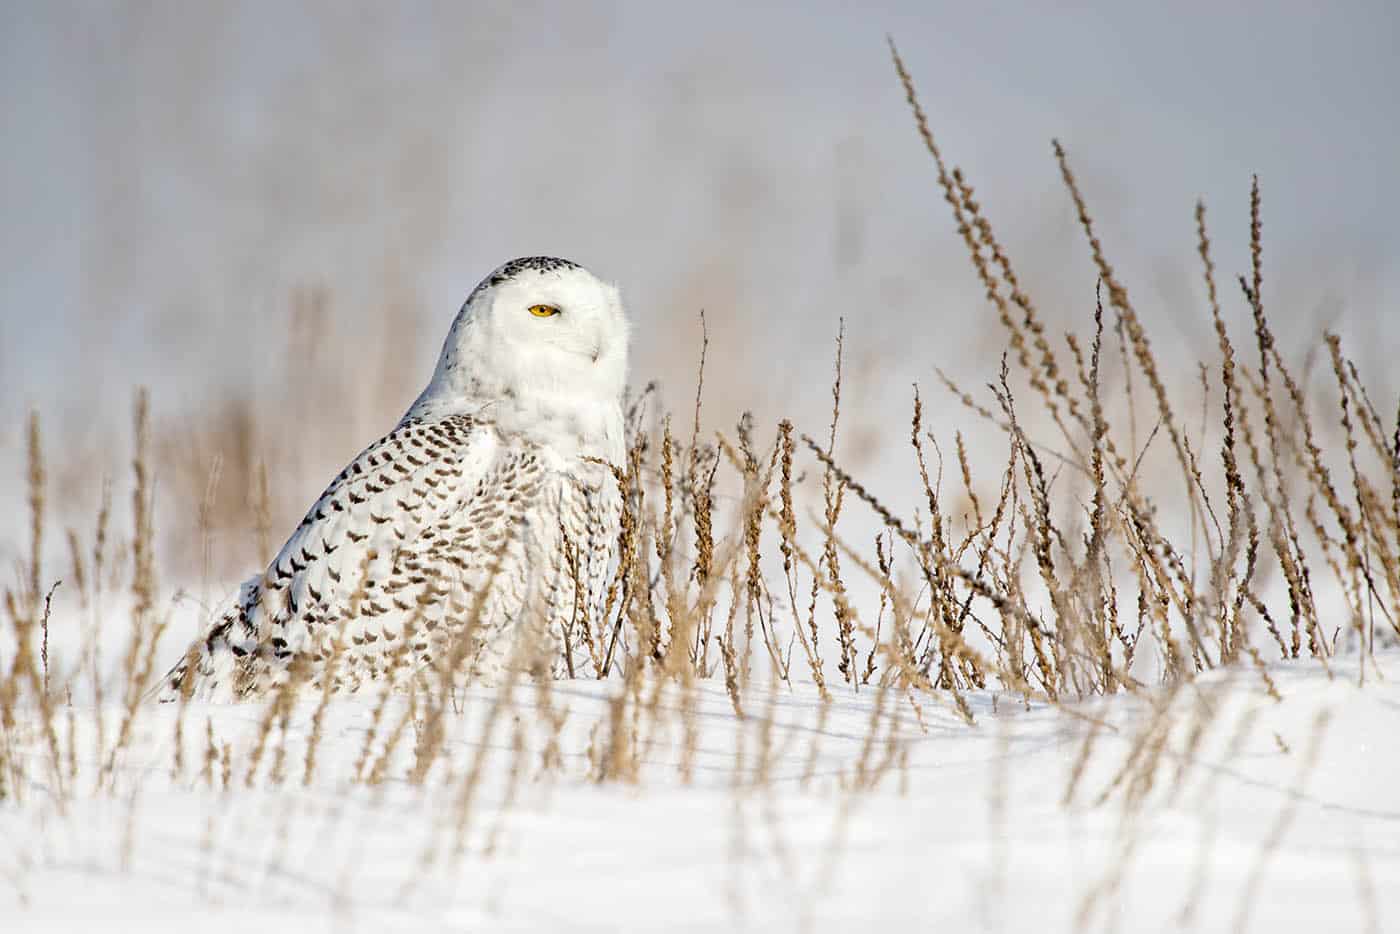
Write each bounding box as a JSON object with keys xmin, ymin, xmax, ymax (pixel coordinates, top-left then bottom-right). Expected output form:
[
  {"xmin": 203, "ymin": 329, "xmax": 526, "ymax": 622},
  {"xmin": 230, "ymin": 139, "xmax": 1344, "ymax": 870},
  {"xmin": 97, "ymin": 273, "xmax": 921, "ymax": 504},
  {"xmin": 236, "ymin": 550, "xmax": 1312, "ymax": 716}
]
[{"xmin": 333, "ymin": 434, "xmax": 623, "ymax": 692}]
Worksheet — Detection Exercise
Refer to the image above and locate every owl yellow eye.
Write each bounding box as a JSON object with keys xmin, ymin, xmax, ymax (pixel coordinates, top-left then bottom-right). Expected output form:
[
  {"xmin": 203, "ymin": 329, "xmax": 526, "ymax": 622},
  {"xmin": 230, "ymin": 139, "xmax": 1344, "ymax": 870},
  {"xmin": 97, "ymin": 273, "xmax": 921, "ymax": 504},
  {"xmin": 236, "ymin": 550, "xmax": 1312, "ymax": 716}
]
[{"xmin": 528, "ymin": 304, "xmax": 560, "ymax": 318}]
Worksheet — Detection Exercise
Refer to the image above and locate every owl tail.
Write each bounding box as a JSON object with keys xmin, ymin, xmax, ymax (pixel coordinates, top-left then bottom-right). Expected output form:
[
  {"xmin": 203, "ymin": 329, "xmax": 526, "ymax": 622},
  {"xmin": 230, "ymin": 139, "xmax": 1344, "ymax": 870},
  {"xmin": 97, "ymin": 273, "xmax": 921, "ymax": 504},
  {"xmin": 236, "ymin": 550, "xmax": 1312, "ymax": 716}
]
[{"xmin": 148, "ymin": 579, "xmax": 261, "ymax": 703}]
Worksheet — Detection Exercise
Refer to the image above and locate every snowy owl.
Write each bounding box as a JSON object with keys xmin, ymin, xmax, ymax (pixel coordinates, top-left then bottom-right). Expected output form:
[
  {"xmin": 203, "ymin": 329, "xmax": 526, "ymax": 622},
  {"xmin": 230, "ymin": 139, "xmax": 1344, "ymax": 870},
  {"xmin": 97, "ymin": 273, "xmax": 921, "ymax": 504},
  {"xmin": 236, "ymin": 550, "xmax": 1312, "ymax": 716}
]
[{"xmin": 158, "ymin": 256, "xmax": 629, "ymax": 702}]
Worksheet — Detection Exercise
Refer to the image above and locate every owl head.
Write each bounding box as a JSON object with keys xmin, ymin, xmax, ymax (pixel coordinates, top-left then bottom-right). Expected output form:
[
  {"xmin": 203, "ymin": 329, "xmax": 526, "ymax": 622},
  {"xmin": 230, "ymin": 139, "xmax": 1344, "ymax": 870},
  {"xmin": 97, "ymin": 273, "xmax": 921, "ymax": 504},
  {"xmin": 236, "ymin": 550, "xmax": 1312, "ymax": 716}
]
[{"xmin": 412, "ymin": 257, "xmax": 630, "ymax": 431}]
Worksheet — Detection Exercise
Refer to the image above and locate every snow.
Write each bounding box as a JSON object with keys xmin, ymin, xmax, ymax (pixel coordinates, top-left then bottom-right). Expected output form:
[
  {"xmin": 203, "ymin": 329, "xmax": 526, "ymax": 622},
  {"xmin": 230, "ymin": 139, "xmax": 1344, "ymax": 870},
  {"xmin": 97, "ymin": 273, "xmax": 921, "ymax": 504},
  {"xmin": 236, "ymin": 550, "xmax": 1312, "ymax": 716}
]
[{"xmin": 3, "ymin": 647, "xmax": 1397, "ymax": 932}]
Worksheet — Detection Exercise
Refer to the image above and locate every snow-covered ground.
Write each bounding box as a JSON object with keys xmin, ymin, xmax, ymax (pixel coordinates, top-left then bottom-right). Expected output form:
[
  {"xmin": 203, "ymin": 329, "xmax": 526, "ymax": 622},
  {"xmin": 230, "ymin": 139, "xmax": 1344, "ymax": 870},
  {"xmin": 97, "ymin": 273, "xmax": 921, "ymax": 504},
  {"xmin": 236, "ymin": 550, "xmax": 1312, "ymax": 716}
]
[{"xmin": 3, "ymin": 648, "xmax": 1396, "ymax": 932}]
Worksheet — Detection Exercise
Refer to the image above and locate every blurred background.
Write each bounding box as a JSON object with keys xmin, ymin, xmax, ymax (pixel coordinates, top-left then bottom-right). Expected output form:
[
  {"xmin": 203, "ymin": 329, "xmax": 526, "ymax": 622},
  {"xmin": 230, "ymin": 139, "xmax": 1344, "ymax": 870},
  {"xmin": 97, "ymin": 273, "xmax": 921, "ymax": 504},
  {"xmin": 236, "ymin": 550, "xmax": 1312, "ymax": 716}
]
[{"xmin": 2, "ymin": 0, "xmax": 1397, "ymax": 580}]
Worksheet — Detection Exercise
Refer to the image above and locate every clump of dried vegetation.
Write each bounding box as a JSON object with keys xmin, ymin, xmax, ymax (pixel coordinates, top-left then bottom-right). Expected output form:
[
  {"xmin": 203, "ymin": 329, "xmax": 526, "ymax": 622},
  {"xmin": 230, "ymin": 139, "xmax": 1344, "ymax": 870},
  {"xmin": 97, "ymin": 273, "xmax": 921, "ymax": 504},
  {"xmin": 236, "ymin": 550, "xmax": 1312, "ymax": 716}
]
[{"xmin": 1, "ymin": 42, "xmax": 1396, "ymax": 919}]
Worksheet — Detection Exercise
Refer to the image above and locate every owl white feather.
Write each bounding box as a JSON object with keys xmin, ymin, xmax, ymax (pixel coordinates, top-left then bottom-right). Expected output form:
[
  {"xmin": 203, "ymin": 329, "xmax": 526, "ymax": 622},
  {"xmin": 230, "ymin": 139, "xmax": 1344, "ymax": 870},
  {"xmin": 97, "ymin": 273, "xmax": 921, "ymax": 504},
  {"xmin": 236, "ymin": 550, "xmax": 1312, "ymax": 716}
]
[{"xmin": 158, "ymin": 257, "xmax": 629, "ymax": 701}]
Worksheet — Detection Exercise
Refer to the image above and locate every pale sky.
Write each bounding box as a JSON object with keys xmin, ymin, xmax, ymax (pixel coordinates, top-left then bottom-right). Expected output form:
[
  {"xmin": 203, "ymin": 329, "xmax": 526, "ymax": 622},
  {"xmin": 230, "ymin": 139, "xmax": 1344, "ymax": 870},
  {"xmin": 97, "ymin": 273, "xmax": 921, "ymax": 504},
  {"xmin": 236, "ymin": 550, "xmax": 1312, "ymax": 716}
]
[{"xmin": 3, "ymin": 1, "xmax": 1397, "ymax": 455}]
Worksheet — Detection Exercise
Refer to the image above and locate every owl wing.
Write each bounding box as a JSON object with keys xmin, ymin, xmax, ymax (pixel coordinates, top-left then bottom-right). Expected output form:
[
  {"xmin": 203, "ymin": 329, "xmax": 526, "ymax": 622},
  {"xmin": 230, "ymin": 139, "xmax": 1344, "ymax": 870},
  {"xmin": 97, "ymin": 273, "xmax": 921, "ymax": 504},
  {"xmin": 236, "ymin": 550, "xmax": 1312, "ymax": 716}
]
[{"xmin": 156, "ymin": 412, "xmax": 507, "ymax": 701}]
